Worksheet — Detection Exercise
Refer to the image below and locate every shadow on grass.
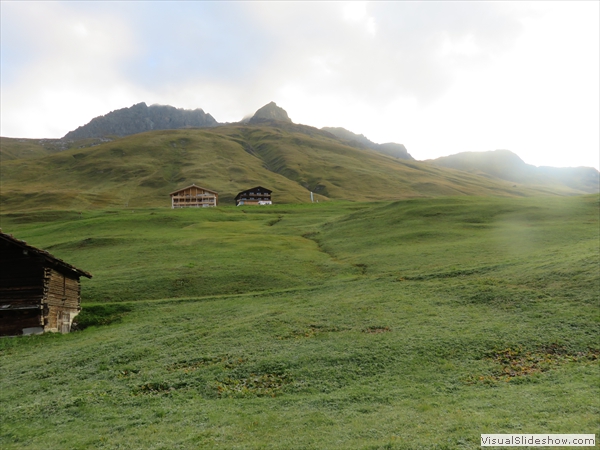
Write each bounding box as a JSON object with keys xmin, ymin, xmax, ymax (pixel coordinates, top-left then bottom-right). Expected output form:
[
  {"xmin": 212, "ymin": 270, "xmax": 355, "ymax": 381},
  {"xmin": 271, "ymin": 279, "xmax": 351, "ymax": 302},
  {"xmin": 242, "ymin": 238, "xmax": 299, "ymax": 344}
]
[{"xmin": 72, "ymin": 304, "xmax": 133, "ymax": 330}]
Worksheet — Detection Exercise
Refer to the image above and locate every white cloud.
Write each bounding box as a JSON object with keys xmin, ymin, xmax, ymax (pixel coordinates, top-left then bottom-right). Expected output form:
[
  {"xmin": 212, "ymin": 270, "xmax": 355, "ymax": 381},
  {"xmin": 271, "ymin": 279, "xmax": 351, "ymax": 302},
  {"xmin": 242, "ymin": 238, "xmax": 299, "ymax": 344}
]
[
  {"xmin": 1, "ymin": 2, "xmax": 141, "ymax": 137},
  {"xmin": 342, "ymin": 2, "xmax": 368, "ymax": 22},
  {"xmin": 1, "ymin": 1, "xmax": 598, "ymax": 169}
]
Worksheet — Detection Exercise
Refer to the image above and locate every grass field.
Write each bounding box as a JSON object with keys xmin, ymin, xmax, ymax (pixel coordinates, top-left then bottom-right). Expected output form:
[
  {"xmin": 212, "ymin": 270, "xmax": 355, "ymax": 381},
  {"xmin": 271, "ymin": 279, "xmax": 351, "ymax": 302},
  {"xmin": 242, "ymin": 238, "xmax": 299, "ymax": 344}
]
[{"xmin": 0, "ymin": 195, "xmax": 598, "ymax": 449}]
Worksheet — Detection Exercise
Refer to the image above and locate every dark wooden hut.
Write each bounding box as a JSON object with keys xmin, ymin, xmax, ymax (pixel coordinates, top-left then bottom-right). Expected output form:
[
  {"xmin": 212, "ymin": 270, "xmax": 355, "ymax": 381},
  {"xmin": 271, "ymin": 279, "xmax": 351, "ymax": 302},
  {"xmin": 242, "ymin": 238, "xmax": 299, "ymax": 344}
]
[
  {"xmin": 0, "ymin": 231, "xmax": 92, "ymax": 336},
  {"xmin": 235, "ymin": 186, "xmax": 272, "ymax": 206}
]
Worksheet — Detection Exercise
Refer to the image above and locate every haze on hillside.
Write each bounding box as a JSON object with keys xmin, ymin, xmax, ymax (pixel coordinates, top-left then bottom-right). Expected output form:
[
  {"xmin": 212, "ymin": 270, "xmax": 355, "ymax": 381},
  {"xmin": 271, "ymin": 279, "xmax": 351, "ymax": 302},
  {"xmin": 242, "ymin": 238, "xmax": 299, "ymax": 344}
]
[{"xmin": 1, "ymin": 2, "xmax": 598, "ymax": 169}]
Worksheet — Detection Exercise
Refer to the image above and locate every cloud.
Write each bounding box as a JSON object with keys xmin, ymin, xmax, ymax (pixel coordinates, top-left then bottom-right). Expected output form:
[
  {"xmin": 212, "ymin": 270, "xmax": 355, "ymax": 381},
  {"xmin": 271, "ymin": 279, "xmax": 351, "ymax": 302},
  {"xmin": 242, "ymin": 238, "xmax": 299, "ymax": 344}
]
[
  {"xmin": 244, "ymin": 2, "xmax": 523, "ymax": 104},
  {"xmin": 1, "ymin": 2, "xmax": 141, "ymax": 137},
  {"xmin": 1, "ymin": 2, "xmax": 524, "ymax": 133},
  {"xmin": 147, "ymin": 2, "xmax": 523, "ymax": 123},
  {"xmin": 1, "ymin": 2, "xmax": 597, "ymax": 169}
]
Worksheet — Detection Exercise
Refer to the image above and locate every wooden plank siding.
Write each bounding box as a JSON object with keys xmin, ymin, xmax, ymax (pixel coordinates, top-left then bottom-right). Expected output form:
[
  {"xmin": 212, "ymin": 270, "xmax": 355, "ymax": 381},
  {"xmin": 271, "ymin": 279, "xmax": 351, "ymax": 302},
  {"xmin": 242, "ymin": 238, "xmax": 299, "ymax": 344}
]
[
  {"xmin": 0, "ymin": 231, "xmax": 91, "ymax": 336},
  {"xmin": 44, "ymin": 269, "xmax": 82, "ymax": 333},
  {"xmin": 0, "ymin": 308, "xmax": 43, "ymax": 336},
  {"xmin": 170, "ymin": 184, "xmax": 218, "ymax": 208}
]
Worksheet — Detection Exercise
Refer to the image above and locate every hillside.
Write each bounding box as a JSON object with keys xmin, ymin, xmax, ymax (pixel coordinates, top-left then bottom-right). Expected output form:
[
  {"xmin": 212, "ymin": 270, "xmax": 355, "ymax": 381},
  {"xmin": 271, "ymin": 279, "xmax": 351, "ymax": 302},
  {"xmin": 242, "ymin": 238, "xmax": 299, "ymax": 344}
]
[
  {"xmin": 1, "ymin": 123, "xmax": 582, "ymax": 213},
  {"xmin": 63, "ymin": 102, "xmax": 217, "ymax": 140},
  {"xmin": 0, "ymin": 196, "xmax": 597, "ymax": 448},
  {"xmin": 430, "ymin": 150, "xmax": 599, "ymax": 194},
  {"xmin": 7, "ymin": 102, "xmax": 595, "ymax": 198},
  {"xmin": 0, "ymin": 137, "xmax": 113, "ymax": 161},
  {"xmin": 59, "ymin": 100, "xmax": 415, "ymax": 162}
]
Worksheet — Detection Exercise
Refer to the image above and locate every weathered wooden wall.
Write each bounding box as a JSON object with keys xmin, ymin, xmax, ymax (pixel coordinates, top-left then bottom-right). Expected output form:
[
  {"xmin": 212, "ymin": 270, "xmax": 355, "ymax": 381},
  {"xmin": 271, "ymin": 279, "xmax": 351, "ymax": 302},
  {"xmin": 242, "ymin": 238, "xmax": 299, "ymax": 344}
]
[
  {"xmin": 0, "ymin": 245, "xmax": 46, "ymax": 335},
  {"xmin": 43, "ymin": 268, "xmax": 81, "ymax": 333},
  {"xmin": 0, "ymin": 308, "xmax": 43, "ymax": 335},
  {"xmin": 1, "ymin": 239, "xmax": 83, "ymax": 335}
]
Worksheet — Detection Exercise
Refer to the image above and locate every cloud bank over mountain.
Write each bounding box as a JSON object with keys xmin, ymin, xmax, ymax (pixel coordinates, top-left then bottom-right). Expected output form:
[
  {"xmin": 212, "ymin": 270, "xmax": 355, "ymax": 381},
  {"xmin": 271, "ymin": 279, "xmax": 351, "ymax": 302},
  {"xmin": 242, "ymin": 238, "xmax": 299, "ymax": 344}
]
[{"xmin": 1, "ymin": 2, "xmax": 598, "ymax": 169}]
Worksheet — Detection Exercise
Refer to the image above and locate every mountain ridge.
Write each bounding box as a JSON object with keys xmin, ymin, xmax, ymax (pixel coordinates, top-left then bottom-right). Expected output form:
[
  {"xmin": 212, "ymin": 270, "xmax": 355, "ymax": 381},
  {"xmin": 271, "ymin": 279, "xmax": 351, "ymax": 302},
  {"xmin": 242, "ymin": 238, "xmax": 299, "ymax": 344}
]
[
  {"xmin": 2, "ymin": 103, "xmax": 597, "ymax": 210},
  {"xmin": 63, "ymin": 102, "xmax": 218, "ymax": 140},
  {"xmin": 60, "ymin": 102, "xmax": 415, "ymax": 163},
  {"xmin": 1, "ymin": 123, "xmax": 594, "ymax": 213},
  {"xmin": 321, "ymin": 127, "xmax": 413, "ymax": 160},
  {"xmin": 429, "ymin": 150, "xmax": 599, "ymax": 194}
]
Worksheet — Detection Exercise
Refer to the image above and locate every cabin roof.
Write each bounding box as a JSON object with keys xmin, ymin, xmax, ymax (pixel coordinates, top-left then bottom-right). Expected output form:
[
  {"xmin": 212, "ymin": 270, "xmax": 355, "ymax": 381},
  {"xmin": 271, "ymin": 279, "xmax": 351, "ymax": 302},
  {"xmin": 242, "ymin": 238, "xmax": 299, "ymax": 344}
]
[
  {"xmin": 0, "ymin": 230, "xmax": 93, "ymax": 279},
  {"xmin": 169, "ymin": 184, "xmax": 218, "ymax": 196},
  {"xmin": 235, "ymin": 186, "xmax": 272, "ymax": 200}
]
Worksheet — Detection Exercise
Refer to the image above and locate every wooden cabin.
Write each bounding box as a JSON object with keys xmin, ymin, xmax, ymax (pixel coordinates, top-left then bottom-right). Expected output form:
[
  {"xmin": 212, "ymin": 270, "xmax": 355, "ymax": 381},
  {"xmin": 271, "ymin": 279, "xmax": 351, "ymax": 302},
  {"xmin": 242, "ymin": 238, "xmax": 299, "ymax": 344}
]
[
  {"xmin": 0, "ymin": 231, "xmax": 92, "ymax": 336},
  {"xmin": 235, "ymin": 186, "xmax": 273, "ymax": 206},
  {"xmin": 170, "ymin": 184, "xmax": 218, "ymax": 208}
]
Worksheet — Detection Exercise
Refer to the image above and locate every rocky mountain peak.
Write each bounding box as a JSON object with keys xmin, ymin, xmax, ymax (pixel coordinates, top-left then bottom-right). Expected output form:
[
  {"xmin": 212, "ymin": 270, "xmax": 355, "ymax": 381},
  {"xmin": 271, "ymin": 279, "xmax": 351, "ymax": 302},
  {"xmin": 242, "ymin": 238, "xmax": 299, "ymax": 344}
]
[
  {"xmin": 62, "ymin": 103, "xmax": 218, "ymax": 140},
  {"xmin": 249, "ymin": 102, "xmax": 292, "ymax": 124}
]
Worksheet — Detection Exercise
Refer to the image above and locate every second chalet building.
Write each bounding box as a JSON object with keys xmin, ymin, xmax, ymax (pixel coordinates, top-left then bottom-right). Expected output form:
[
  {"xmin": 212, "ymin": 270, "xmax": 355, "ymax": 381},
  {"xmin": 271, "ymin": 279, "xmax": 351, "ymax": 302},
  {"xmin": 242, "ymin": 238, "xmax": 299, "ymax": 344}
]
[
  {"xmin": 170, "ymin": 184, "xmax": 218, "ymax": 208},
  {"xmin": 235, "ymin": 186, "xmax": 272, "ymax": 206}
]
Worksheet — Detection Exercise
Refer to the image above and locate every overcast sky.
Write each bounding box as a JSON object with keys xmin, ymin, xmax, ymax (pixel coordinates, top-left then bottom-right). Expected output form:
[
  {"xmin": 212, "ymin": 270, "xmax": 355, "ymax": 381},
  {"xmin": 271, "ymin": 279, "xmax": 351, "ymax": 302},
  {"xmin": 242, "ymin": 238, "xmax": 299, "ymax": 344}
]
[{"xmin": 1, "ymin": 1, "xmax": 598, "ymax": 169}]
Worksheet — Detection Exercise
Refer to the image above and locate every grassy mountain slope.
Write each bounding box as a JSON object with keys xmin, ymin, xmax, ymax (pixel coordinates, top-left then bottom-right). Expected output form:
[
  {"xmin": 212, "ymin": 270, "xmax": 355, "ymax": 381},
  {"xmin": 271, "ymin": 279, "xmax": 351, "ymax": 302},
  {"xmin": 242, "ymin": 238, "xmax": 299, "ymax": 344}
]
[
  {"xmin": 1, "ymin": 124, "xmax": 583, "ymax": 212},
  {"xmin": 0, "ymin": 195, "xmax": 597, "ymax": 449},
  {"xmin": 0, "ymin": 137, "xmax": 113, "ymax": 161},
  {"xmin": 1, "ymin": 128, "xmax": 316, "ymax": 211}
]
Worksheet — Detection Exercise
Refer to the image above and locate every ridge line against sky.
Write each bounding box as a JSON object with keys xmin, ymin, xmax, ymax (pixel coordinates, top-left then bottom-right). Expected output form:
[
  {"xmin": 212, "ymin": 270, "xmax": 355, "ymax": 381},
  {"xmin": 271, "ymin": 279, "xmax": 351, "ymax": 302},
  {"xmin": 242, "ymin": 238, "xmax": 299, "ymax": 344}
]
[{"xmin": 1, "ymin": 1, "xmax": 598, "ymax": 169}]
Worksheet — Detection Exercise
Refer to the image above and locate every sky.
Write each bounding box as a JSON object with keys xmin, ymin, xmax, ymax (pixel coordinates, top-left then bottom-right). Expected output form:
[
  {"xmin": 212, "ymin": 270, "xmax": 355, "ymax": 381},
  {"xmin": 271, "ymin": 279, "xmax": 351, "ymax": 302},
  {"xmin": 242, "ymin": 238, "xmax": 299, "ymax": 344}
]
[{"xmin": 1, "ymin": 1, "xmax": 598, "ymax": 169}]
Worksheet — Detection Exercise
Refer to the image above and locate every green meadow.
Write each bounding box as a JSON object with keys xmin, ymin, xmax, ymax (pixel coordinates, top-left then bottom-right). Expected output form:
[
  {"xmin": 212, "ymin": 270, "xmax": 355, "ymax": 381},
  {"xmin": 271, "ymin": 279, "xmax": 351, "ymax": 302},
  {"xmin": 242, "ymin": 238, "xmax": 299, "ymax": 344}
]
[{"xmin": 0, "ymin": 195, "xmax": 598, "ymax": 449}]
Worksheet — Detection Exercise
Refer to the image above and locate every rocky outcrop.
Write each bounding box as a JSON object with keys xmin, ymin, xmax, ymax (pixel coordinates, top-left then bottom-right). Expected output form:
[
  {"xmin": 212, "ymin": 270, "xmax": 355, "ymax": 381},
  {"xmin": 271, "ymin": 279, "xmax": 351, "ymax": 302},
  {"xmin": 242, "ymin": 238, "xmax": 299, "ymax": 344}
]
[
  {"xmin": 321, "ymin": 126, "xmax": 413, "ymax": 160},
  {"xmin": 63, "ymin": 103, "xmax": 218, "ymax": 139},
  {"xmin": 376, "ymin": 142, "xmax": 413, "ymax": 160},
  {"xmin": 248, "ymin": 102, "xmax": 292, "ymax": 124}
]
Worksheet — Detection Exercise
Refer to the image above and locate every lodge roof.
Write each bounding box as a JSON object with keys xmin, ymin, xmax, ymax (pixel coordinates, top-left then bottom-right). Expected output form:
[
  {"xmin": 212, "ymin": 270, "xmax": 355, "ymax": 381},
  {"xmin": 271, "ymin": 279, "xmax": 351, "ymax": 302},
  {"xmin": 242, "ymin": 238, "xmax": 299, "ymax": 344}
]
[
  {"xmin": 169, "ymin": 184, "xmax": 218, "ymax": 196},
  {"xmin": 0, "ymin": 230, "xmax": 92, "ymax": 279}
]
